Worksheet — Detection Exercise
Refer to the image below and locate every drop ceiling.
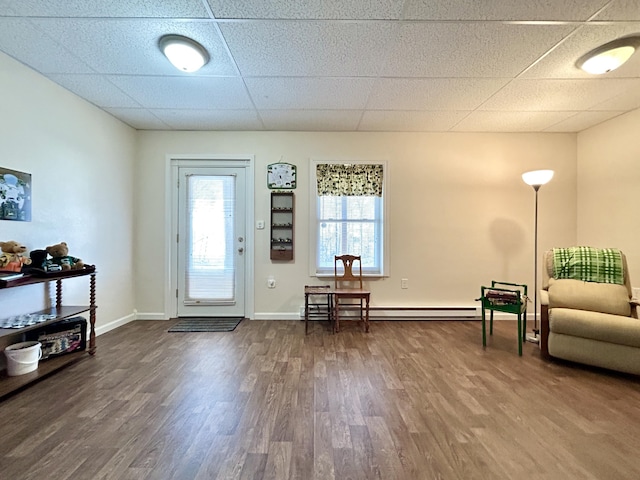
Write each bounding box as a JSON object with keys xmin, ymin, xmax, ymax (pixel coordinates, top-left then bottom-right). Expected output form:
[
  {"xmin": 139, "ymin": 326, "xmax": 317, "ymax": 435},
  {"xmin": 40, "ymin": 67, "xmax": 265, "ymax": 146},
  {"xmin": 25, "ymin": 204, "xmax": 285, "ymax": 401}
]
[{"xmin": 1, "ymin": 0, "xmax": 639, "ymax": 132}]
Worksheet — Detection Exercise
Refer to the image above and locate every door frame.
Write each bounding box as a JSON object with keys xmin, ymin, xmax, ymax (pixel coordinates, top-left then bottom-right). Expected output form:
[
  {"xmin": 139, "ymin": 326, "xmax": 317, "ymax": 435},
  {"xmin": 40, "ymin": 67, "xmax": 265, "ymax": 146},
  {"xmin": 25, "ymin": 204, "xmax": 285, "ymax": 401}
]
[{"xmin": 165, "ymin": 154, "xmax": 255, "ymax": 320}]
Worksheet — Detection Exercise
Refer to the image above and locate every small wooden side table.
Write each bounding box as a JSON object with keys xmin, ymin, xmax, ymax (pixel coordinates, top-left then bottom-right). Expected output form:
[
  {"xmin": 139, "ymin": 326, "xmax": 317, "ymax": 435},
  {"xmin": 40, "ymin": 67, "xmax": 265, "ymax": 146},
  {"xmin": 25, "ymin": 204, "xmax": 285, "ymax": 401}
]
[
  {"xmin": 304, "ymin": 285, "xmax": 333, "ymax": 334},
  {"xmin": 478, "ymin": 281, "xmax": 527, "ymax": 356}
]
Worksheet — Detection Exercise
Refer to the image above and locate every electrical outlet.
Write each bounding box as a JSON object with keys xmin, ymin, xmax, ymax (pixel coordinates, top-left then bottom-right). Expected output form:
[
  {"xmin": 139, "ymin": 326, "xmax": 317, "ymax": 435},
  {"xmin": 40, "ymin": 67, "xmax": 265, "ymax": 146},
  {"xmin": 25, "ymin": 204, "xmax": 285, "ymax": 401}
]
[
  {"xmin": 401, "ymin": 278, "xmax": 409, "ymax": 289},
  {"xmin": 256, "ymin": 220, "xmax": 265, "ymax": 229}
]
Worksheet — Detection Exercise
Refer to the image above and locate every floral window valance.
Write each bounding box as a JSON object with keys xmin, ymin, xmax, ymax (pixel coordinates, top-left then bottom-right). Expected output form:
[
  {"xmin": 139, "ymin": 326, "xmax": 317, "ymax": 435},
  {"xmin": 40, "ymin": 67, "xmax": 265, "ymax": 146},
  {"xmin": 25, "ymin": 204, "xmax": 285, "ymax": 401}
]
[{"xmin": 316, "ymin": 164, "xmax": 383, "ymax": 196}]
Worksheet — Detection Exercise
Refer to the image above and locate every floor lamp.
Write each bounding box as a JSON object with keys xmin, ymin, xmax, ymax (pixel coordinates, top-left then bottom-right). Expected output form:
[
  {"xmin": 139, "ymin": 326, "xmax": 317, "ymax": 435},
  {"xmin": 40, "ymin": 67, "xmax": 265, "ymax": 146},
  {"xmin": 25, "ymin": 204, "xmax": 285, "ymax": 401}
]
[{"xmin": 522, "ymin": 169, "xmax": 554, "ymax": 344}]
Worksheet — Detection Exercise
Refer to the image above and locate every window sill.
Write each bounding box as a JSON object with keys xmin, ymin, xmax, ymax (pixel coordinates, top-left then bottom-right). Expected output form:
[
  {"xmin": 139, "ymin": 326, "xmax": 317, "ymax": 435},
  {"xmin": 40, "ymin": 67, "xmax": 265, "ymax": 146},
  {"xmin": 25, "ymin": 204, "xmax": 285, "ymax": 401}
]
[{"xmin": 315, "ymin": 273, "xmax": 386, "ymax": 279}]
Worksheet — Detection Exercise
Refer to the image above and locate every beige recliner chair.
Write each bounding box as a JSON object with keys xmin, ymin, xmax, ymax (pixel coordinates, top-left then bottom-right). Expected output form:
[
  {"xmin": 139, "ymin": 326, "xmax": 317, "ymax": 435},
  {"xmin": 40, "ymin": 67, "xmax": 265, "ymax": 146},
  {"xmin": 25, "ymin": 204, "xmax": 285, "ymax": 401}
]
[{"xmin": 540, "ymin": 247, "xmax": 640, "ymax": 375}]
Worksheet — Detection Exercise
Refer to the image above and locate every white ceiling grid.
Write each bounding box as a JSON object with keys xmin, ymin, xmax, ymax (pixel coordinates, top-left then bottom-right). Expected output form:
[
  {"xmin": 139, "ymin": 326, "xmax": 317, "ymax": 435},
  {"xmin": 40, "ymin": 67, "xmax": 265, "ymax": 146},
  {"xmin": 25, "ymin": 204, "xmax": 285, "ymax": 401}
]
[{"xmin": 0, "ymin": 0, "xmax": 638, "ymax": 132}]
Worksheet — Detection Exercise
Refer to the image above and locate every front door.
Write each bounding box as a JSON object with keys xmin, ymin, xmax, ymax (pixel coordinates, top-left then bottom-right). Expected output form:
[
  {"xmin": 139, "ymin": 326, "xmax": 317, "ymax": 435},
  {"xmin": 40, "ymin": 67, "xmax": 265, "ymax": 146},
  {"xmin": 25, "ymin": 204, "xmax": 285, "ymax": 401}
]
[{"xmin": 176, "ymin": 167, "xmax": 246, "ymax": 317}]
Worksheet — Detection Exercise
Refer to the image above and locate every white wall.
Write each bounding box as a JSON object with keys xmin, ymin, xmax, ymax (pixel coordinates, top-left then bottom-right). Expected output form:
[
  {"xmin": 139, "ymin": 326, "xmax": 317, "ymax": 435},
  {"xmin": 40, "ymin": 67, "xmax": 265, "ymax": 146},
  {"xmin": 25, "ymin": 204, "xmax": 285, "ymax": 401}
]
[
  {"xmin": 135, "ymin": 131, "xmax": 577, "ymax": 319},
  {"xmin": 4, "ymin": 42, "xmax": 637, "ymax": 332},
  {"xmin": 0, "ymin": 48, "xmax": 582, "ymax": 326},
  {"xmin": 577, "ymin": 108, "xmax": 640, "ymax": 285},
  {"xmin": 0, "ymin": 52, "xmax": 137, "ymax": 340}
]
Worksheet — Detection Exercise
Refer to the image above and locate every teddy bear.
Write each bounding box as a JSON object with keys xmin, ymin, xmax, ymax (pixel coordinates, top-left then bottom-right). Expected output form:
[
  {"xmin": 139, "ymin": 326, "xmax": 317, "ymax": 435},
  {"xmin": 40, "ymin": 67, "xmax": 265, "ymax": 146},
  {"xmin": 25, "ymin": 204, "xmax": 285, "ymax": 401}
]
[
  {"xmin": 45, "ymin": 242, "xmax": 85, "ymax": 271},
  {"xmin": 0, "ymin": 241, "xmax": 32, "ymax": 272}
]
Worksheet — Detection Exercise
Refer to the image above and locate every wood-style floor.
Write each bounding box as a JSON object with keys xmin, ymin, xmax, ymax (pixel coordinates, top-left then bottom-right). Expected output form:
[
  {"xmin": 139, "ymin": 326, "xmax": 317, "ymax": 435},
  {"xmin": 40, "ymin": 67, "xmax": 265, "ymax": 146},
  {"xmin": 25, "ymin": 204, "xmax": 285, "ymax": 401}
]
[{"xmin": 1, "ymin": 319, "xmax": 639, "ymax": 480}]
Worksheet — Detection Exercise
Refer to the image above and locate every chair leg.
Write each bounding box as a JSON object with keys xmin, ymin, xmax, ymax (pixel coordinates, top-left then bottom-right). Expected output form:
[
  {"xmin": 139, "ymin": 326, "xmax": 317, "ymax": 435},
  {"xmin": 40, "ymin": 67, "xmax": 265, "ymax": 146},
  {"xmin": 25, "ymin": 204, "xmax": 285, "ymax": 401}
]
[{"xmin": 327, "ymin": 293, "xmax": 333, "ymax": 333}]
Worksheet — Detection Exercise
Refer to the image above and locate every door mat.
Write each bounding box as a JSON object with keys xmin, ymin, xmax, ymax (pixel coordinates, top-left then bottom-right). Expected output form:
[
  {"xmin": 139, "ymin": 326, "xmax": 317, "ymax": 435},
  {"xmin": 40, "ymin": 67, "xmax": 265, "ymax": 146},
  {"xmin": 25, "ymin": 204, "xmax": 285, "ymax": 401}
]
[{"xmin": 168, "ymin": 317, "xmax": 244, "ymax": 332}]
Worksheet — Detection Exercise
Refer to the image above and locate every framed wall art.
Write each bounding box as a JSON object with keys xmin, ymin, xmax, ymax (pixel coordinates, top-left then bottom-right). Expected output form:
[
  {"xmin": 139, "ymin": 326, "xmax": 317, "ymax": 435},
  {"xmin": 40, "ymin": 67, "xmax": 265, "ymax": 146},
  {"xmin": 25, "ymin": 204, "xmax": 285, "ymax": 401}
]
[{"xmin": 0, "ymin": 167, "xmax": 32, "ymax": 221}]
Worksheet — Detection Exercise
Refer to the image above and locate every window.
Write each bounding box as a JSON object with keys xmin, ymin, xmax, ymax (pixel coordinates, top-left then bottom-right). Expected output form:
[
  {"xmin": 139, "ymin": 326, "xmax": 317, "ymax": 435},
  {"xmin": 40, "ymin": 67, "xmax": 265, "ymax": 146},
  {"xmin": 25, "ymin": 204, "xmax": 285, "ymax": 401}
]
[{"xmin": 312, "ymin": 162, "xmax": 386, "ymax": 276}]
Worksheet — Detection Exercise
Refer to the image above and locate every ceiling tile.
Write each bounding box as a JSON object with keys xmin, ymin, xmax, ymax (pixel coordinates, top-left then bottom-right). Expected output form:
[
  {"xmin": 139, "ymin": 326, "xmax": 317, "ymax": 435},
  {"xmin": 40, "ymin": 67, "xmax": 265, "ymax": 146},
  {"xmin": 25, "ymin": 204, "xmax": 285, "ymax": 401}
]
[
  {"xmin": 359, "ymin": 110, "xmax": 469, "ymax": 131},
  {"xmin": 543, "ymin": 111, "xmax": 625, "ymax": 132},
  {"xmin": 245, "ymin": 77, "xmax": 375, "ymax": 109},
  {"xmin": 589, "ymin": 87, "xmax": 640, "ymax": 110},
  {"xmin": 220, "ymin": 21, "xmax": 397, "ymax": 76},
  {"xmin": 28, "ymin": 18, "xmax": 237, "ymax": 76},
  {"xmin": 402, "ymin": 0, "xmax": 610, "ymax": 20},
  {"xmin": 207, "ymin": 0, "xmax": 405, "ymax": 19},
  {"xmin": 0, "ymin": 0, "xmax": 210, "ymax": 18},
  {"xmin": 103, "ymin": 108, "xmax": 170, "ymax": 130},
  {"xmin": 0, "ymin": 18, "xmax": 95, "ymax": 74},
  {"xmin": 151, "ymin": 109, "xmax": 264, "ymax": 130},
  {"xmin": 592, "ymin": 0, "xmax": 640, "ymax": 20},
  {"xmin": 382, "ymin": 23, "xmax": 575, "ymax": 78},
  {"xmin": 452, "ymin": 111, "xmax": 578, "ymax": 132},
  {"xmin": 0, "ymin": 2, "xmax": 638, "ymax": 133},
  {"xmin": 48, "ymin": 74, "xmax": 141, "ymax": 108},
  {"xmin": 107, "ymin": 76, "xmax": 254, "ymax": 109},
  {"xmin": 479, "ymin": 78, "xmax": 640, "ymax": 111},
  {"xmin": 259, "ymin": 110, "xmax": 362, "ymax": 131},
  {"xmin": 521, "ymin": 24, "xmax": 640, "ymax": 79},
  {"xmin": 367, "ymin": 78, "xmax": 510, "ymax": 110}
]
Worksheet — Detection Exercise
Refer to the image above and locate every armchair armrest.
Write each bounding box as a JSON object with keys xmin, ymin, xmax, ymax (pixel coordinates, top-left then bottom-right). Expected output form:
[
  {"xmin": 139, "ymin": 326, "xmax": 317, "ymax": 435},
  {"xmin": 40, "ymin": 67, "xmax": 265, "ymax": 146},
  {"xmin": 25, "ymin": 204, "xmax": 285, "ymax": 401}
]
[
  {"xmin": 631, "ymin": 299, "xmax": 639, "ymax": 319},
  {"xmin": 540, "ymin": 289, "xmax": 549, "ymax": 306}
]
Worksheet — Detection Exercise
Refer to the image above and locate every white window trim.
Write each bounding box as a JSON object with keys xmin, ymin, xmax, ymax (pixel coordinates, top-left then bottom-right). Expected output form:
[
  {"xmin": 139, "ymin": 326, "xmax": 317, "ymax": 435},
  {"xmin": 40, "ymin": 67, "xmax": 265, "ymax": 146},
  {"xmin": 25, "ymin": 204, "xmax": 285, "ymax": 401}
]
[{"xmin": 308, "ymin": 158, "xmax": 389, "ymax": 278}]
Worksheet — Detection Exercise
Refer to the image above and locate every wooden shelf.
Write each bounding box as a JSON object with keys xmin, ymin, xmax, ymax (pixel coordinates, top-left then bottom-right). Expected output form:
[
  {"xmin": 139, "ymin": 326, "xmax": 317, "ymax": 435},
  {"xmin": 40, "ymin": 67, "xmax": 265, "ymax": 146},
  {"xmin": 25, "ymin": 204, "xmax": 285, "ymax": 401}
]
[
  {"xmin": 0, "ymin": 306, "xmax": 93, "ymax": 339},
  {"xmin": 0, "ymin": 266, "xmax": 96, "ymax": 289},
  {"xmin": 0, "ymin": 268, "xmax": 97, "ymax": 399},
  {"xmin": 270, "ymin": 192, "xmax": 294, "ymax": 261},
  {"xmin": 0, "ymin": 350, "xmax": 87, "ymax": 399}
]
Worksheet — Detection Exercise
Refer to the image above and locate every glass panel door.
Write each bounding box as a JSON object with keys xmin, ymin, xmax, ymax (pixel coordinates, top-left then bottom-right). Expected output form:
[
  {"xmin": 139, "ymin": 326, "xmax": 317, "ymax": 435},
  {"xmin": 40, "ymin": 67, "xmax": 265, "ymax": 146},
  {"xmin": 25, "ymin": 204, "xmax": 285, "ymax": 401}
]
[{"xmin": 177, "ymin": 167, "xmax": 245, "ymax": 317}]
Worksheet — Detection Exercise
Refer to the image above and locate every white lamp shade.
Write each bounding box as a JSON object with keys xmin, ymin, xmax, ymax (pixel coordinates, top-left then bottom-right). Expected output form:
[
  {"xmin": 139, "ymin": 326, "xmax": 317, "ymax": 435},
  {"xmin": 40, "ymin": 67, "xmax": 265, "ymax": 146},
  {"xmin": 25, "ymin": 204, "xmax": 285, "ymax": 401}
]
[
  {"xmin": 577, "ymin": 36, "xmax": 640, "ymax": 75},
  {"xmin": 522, "ymin": 169, "xmax": 554, "ymax": 187},
  {"xmin": 159, "ymin": 35, "xmax": 209, "ymax": 73}
]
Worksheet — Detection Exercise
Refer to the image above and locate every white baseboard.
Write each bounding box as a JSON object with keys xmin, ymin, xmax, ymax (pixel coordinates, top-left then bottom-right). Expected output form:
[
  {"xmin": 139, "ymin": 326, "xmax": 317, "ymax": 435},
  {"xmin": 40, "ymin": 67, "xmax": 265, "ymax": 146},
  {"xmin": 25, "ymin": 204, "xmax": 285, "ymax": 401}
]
[
  {"xmin": 134, "ymin": 312, "xmax": 169, "ymax": 321},
  {"xmin": 253, "ymin": 313, "xmax": 301, "ymax": 320},
  {"xmin": 95, "ymin": 313, "xmax": 136, "ymax": 336},
  {"xmin": 111, "ymin": 308, "xmax": 530, "ymax": 325}
]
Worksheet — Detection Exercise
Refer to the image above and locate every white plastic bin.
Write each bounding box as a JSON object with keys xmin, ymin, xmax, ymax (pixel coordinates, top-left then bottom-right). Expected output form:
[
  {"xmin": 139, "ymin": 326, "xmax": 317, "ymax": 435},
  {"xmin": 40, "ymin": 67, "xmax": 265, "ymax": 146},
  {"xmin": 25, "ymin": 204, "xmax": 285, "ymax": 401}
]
[{"xmin": 4, "ymin": 341, "xmax": 42, "ymax": 376}]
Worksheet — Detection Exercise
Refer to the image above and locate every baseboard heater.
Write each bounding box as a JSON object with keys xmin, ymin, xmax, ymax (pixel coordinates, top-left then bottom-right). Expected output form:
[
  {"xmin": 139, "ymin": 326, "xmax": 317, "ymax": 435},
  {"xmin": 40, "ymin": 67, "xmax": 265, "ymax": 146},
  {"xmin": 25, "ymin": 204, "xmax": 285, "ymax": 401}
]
[{"xmin": 333, "ymin": 305, "xmax": 480, "ymax": 320}]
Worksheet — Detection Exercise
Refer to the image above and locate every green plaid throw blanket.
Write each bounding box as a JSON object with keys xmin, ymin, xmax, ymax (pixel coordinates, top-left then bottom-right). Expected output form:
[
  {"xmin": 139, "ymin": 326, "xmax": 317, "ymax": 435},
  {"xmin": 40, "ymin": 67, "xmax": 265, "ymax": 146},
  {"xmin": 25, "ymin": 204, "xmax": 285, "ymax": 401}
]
[{"xmin": 552, "ymin": 247, "xmax": 624, "ymax": 285}]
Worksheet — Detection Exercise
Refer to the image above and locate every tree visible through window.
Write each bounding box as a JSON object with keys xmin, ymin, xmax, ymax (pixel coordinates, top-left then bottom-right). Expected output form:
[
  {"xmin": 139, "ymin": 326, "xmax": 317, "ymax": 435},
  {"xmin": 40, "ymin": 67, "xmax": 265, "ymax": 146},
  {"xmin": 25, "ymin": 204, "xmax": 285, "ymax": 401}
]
[{"xmin": 314, "ymin": 163, "xmax": 384, "ymax": 275}]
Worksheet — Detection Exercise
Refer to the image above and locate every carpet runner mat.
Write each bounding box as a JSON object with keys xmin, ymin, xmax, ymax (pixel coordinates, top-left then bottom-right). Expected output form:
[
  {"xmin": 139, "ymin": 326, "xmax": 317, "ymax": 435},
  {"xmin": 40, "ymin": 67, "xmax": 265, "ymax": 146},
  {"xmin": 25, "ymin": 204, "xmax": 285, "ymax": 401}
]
[{"xmin": 168, "ymin": 317, "xmax": 243, "ymax": 332}]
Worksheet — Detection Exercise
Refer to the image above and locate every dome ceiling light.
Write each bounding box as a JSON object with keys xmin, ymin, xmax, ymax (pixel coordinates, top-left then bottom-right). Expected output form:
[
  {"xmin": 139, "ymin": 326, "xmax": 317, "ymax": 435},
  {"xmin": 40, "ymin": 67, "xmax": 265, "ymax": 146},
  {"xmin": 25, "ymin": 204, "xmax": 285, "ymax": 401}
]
[
  {"xmin": 159, "ymin": 34, "xmax": 209, "ymax": 73},
  {"xmin": 576, "ymin": 35, "xmax": 640, "ymax": 75}
]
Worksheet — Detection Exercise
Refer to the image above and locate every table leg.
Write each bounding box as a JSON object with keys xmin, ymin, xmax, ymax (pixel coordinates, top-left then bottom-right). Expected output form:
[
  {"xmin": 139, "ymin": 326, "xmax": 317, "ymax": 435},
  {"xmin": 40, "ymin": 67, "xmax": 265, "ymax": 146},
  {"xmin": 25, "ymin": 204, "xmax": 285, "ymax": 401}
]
[
  {"xmin": 482, "ymin": 306, "xmax": 487, "ymax": 347},
  {"xmin": 364, "ymin": 294, "xmax": 370, "ymax": 333},
  {"xmin": 304, "ymin": 292, "xmax": 310, "ymax": 335}
]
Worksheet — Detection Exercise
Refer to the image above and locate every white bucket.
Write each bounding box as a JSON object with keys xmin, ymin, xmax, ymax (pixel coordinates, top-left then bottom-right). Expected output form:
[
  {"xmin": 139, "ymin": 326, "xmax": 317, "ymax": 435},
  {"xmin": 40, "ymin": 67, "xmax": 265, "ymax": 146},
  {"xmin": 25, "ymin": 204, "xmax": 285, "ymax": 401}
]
[{"xmin": 4, "ymin": 341, "xmax": 42, "ymax": 376}]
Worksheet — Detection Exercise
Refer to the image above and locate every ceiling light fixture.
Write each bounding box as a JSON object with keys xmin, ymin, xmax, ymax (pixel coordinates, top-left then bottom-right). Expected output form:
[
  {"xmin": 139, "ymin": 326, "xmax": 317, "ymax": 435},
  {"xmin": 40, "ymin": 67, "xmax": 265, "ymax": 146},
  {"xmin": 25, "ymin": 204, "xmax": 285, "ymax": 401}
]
[
  {"xmin": 159, "ymin": 34, "xmax": 209, "ymax": 73},
  {"xmin": 576, "ymin": 35, "xmax": 640, "ymax": 75}
]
